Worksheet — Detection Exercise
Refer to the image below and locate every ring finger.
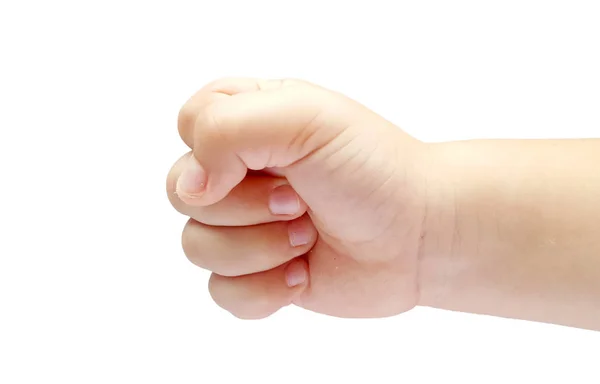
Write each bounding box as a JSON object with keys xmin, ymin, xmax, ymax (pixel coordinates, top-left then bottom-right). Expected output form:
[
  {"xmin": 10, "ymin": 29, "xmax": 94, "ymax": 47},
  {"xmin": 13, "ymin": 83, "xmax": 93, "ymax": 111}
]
[{"xmin": 181, "ymin": 214, "xmax": 317, "ymax": 277}]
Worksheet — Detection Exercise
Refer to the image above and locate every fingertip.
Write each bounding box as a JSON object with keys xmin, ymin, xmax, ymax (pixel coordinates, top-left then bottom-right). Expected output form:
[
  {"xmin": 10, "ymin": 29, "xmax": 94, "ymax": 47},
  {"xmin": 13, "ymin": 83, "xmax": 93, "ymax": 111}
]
[
  {"xmin": 285, "ymin": 258, "xmax": 309, "ymax": 288},
  {"xmin": 268, "ymin": 184, "xmax": 302, "ymax": 216},
  {"xmin": 287, "ymin": 215, "xmax": 317, "ymax": 248},
  {"xmin": 175, "ymin": 155, "xmax": 207, "ymax": 200}
]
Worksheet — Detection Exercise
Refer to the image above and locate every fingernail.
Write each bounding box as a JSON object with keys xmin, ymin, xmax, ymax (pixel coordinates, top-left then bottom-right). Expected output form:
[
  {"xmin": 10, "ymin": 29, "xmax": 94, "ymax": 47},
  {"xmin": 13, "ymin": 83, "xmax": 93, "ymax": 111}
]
[
  {"xmin": 285, "ymin": 259, "xmax": 307, "ymax": 287},
  {"xmin": 288, "ymin": 219, "xmax": 311, "ymax": 247},
  {"xmin": 176, "ymin": 156, "xmax": 207, "ymax": 197},
  {"xmin": 269, "ymin": 185, "xmax": 300, "ymax": 215}
]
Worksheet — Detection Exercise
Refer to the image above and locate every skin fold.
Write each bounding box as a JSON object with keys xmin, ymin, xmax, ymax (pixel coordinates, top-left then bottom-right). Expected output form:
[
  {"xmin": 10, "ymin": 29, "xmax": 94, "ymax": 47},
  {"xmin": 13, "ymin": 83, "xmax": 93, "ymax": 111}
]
[{"xmin": 166, "ymin": 78, "xmax": 600, "ymax": 330}]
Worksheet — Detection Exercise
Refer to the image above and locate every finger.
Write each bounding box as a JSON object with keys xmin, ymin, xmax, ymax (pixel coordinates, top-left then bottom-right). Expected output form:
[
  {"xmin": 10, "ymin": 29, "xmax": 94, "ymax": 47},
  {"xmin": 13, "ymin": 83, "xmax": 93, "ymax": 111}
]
[
  {"xmin": 167, "ymin": 152, "xmax": 307, "ymax": 226},
  {"xmin": 208, "ymin": 257, "xmax": 309, "ymax": 319},
  {"xmin": 176, "ymin": 82, "xmax": 359, "ymax": 206},
  {"xmin": 181, "ymin": 214, "xmax": 317, "ymax": 277},
  {"xmin": 178, "ymin": 78, "xmax": 262, "ymax": 148},
  {"xmin": 178, "ymin": 78, "xmax": 307, "ymax": 148}
]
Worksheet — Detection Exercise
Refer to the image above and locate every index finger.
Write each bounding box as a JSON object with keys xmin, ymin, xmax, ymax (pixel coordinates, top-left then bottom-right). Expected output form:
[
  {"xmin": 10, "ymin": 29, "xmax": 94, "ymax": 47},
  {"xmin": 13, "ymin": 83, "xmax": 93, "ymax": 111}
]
[
  {"xmin": 177, "ymin": 78, "xmax": 262, "ymax": 148},
  {"xmin": 177, "ymin": 78, "xmax": 306, "ymax": 148}
]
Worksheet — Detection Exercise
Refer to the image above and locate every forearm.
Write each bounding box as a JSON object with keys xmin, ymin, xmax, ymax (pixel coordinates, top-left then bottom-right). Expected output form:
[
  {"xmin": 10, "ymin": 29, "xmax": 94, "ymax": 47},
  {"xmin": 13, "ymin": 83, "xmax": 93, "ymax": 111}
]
[{"xmin": 419, "ymin": 139, "xmax": 600, "ymax": 330}]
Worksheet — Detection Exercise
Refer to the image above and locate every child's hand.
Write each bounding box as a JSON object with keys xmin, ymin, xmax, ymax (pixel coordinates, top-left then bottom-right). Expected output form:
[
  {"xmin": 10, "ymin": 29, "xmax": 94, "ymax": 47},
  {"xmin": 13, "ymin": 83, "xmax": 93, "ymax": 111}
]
[{"xmin": 167, "ymin": 78, "xmax": 431, "ymax": 319}]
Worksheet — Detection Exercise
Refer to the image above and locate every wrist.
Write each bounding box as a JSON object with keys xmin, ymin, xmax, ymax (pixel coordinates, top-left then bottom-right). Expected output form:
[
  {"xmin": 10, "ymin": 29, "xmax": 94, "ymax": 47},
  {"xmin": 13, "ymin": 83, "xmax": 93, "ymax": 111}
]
[{"xmin": 416, "ymin": 142, "xmax": 463, "ymax": 309}]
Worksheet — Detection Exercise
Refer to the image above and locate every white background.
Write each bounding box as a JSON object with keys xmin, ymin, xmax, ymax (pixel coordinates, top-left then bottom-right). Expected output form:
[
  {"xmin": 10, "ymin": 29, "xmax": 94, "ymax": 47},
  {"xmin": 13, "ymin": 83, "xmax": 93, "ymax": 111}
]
[{"xmin": 1, "ymin": 1, "xmax": 599, "ymax": 383}]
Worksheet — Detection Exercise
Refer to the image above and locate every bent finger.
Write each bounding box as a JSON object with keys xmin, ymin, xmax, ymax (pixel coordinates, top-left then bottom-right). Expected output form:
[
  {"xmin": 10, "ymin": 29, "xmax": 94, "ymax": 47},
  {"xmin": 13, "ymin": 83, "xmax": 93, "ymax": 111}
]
[
  {"xmin": 177, "ymin": 78, "xmax": 308, "ymax": 148},
  {"xmin": 167, "ymin": 152, "xmax": 307, "ymax": 225},
  {"xmin": 181, "ymin": 215, "xmax": 317, "ymax": 277},
  {"xmin": 177, "ymin": 83, "xmax": 355, "ymax": 206},
  {"xmin": 208, "ymin": 258, "xmax": 309, "ymax": 319}
]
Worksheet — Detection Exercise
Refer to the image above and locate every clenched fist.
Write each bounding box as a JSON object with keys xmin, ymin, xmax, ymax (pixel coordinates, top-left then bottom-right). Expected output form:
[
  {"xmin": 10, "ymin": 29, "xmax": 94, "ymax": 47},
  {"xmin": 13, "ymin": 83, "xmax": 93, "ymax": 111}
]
[
  {"xmin": 167, "ymin": 78, "xmax": 431, "ymax": 319},
  {"xmin": 166, "ymin": 77, "xmax": 600, "ymax": 331}
]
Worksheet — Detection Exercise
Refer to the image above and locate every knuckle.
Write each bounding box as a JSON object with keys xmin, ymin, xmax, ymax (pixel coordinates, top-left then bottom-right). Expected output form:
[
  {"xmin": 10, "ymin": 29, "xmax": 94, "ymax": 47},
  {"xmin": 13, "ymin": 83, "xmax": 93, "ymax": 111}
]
[
  {"xmin": 180, "ymin": 220, "xmax": 208, "ymax": 267},
  {"xmin": 236, "ymin": 287, "xmax": 276, "ymax": 319},
  {"xmin": 205, "ymin": 77, "xmax": 236, "ymax": 91},
  {"xmin": 256, "ymin": 78, "xmax": 307, "ymax": 91},
  {"xmin": 199, "ymin": 104, "xmax": 234, "ymax": 149},
  {"xmin": 231, "ymin": 311, "xmax": 267, "ymax": 320},
  {"xmin": 247, "ymin": 294, "xmax": 274, "ymax": 316},
  {"xmin": 207, "ymin": 274, "xmax": 277, "ymax": 319},
  {"xmin": 207, "ymin": 274, "xmax": 233, "ymax": 311},
  {"xmin": 228, "ymin": 298, "xmax": 274, "ymax": 320},
  {"xmin": 187, "ymin": 208, "xmax": 211, "ymax": 225},
  {"xmin": 207, "ymin": 273, "xmax": 221, "ymax": 302},
  {"xmin": 198, "ymin": 102, "xmax": 223, "ymax": 136},
  {"xmin": 278, "ymin": 78, "xmax": 307, "ymax": 88},
  {"xmin": 182, "ymin": 221, "xmax": 238, "ymax": 275},
  {"xmin": 177, "ymin": 103, "xmax": 198, "ymax": 136}
]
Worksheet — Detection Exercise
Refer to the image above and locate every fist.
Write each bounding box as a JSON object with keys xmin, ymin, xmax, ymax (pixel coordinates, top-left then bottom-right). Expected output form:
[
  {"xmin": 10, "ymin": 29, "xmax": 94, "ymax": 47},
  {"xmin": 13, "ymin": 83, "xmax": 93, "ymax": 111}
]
[{"xmin": 166, "ymin": 78, "xmax": 431, "ymax": 319}]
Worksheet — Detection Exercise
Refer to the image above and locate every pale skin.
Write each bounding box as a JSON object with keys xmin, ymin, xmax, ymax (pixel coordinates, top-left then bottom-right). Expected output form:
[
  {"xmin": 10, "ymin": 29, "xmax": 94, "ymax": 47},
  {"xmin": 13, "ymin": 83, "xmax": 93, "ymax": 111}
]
[{"xmin": 166, "ymin": 78, "xmax": 600, "ymax": 331}]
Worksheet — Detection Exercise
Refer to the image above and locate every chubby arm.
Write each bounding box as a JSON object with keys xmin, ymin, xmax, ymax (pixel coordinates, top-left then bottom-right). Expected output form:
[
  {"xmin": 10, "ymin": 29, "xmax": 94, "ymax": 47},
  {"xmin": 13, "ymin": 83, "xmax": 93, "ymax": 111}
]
[{"xmin": 420, "ymin": 139, "xmax": 600, "ymax": 330}]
